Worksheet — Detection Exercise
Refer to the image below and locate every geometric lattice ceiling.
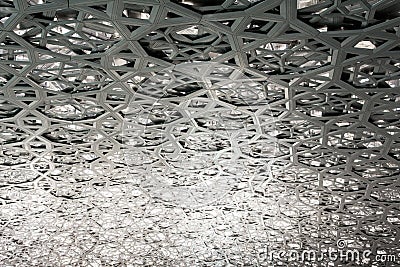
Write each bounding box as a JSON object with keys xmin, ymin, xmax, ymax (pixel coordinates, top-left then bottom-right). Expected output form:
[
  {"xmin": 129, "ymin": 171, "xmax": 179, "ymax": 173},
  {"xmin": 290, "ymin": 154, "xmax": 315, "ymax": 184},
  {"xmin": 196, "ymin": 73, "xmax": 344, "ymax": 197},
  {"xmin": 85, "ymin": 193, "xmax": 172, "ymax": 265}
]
[{"xmin": 1, "ymin": 0, "xmax": 400, "ymax": 266}]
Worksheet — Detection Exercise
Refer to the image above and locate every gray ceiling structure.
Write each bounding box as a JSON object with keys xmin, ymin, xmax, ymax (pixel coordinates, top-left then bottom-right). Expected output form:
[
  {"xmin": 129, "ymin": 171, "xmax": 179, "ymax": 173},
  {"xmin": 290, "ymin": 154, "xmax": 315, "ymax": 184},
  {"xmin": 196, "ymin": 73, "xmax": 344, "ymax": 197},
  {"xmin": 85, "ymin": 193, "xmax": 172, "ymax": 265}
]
[{"xmin": 1, "ymin": 0, "xmax": 400, "ymax": 266}]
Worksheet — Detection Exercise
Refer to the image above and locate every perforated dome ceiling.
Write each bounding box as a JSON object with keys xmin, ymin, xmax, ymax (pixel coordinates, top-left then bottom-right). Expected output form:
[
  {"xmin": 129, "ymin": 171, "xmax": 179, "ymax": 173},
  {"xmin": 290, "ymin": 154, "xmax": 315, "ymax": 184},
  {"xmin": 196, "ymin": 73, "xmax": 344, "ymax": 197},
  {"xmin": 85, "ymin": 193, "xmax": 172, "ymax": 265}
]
[{"xmin": 1, "ymin": 0, "xmax": 400, "ymax": 266}]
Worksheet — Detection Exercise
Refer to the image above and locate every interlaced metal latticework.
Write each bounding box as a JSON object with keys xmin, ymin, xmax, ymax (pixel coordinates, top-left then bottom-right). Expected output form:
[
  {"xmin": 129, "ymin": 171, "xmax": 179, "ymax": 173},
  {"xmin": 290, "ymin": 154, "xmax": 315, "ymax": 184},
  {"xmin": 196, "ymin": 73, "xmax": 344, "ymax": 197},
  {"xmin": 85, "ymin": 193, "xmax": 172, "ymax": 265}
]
[{"xmin": 0, "ymin": 0, "xmax": 400, "ymax": 266}]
